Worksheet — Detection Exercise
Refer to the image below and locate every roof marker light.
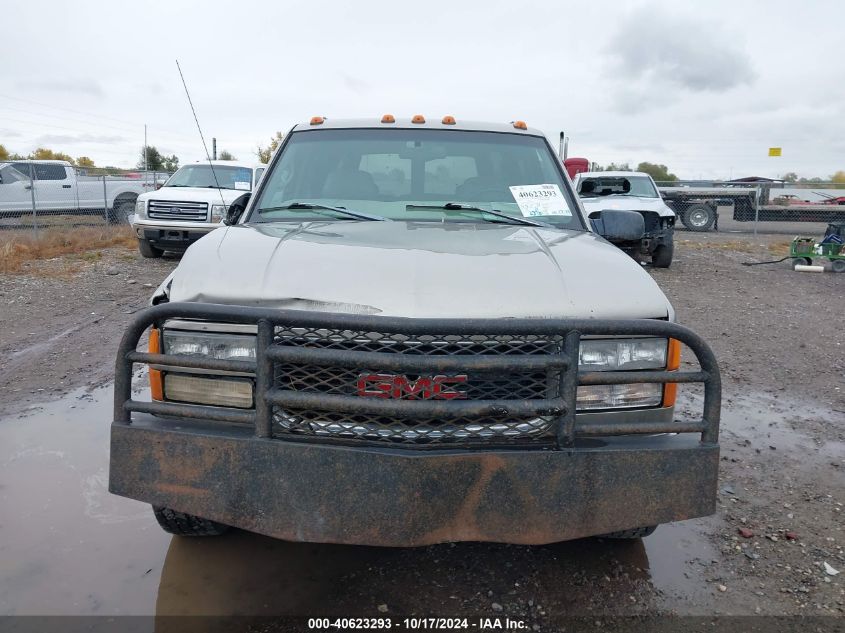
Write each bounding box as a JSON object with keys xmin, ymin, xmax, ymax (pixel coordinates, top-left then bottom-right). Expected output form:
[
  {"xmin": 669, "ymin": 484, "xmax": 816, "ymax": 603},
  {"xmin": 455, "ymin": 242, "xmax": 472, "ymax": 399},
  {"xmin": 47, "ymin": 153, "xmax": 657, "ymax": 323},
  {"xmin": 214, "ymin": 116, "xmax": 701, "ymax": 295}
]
[
  {"xmin": 310, "ymin": 116, "xmax": 325, "ymax": 125},
  {"xmin": 381, "ymin": 114, "xmax": 395, "ymax": 123},
  {"xmin": 442, "ymin": 115, "xmax": 456, "ymax": 125},
  {"xmin": 411, "ymin": 114, "xmax": 425, "ymax": 124},
  {"xmin": 512, "ymin": 120, "xmax": 527, "ymax": 130}
]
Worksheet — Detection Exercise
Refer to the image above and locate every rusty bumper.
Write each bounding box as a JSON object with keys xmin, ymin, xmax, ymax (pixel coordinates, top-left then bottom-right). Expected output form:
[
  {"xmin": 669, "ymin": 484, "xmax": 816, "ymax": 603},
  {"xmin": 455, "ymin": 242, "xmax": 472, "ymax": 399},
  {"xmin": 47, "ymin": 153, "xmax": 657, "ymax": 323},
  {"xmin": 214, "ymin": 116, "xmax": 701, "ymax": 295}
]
[{"xmin": 110, "ymin": 414, "xmax": 719, "ymax": 546}]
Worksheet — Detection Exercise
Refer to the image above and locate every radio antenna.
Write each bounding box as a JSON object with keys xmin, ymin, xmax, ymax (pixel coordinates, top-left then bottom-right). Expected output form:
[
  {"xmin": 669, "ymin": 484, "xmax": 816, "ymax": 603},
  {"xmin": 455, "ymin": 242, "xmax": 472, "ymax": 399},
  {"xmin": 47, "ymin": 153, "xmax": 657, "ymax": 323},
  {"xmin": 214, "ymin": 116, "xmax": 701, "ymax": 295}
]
[{"xmin": 175, "ymin": 59, "xmax": 226, "ymax": 208}]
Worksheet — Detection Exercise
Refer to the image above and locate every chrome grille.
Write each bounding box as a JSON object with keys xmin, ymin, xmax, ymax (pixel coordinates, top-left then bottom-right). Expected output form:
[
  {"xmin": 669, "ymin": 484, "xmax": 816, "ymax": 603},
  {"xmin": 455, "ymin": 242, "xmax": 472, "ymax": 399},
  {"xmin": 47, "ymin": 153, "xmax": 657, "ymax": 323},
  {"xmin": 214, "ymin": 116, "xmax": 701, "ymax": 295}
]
[
  {"xmin": 148, "ymin": 199, "xmax": 208, "ymax": 221},
  {"xmin": 271, "ymin": 327, "xmax": 563, "ymax": 445}
]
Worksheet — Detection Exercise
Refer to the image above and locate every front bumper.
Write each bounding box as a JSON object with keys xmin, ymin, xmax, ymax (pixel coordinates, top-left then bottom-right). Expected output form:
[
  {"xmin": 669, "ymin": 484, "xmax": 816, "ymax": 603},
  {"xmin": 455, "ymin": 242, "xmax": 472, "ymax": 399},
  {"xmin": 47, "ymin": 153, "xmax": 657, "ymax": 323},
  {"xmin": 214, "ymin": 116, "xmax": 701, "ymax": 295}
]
[
  {"xmin": 130, "ymin": 216, "xmax": 219, "ymax": 251},
  {"xmin": 110, "ymin": 413, "xmax": 718, "ymax": 546},
  {"xmin": 109, "ymin": 302, "xmax": 722, "ymax": 547}
]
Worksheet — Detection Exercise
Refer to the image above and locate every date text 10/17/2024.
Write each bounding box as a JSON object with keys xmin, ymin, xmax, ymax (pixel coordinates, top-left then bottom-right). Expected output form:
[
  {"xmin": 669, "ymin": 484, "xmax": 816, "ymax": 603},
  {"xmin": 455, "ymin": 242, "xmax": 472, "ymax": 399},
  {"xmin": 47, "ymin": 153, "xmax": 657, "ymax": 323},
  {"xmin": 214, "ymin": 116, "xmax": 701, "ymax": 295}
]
[{"xmin": 307, "ymin": 617, "xmax": 530, "ymax": 630}]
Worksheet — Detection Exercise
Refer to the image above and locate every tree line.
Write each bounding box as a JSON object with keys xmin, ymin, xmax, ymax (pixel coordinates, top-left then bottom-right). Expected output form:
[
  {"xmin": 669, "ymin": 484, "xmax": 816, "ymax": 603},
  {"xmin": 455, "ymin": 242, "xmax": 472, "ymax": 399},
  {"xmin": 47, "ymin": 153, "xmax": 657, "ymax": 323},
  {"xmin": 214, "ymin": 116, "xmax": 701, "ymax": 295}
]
[{"xmin": 6, "ymin": 136, "xmax": 844, "ymax": 184}]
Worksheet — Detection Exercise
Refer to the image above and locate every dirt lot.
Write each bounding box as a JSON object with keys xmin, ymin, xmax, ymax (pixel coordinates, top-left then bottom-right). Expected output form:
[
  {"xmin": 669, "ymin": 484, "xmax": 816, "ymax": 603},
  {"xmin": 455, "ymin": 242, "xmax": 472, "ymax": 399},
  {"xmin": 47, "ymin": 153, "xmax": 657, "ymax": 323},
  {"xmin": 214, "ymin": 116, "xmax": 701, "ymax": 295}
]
[{"xmin": 0, "ymin": 230, "xmax": 842, "ymax": 629}]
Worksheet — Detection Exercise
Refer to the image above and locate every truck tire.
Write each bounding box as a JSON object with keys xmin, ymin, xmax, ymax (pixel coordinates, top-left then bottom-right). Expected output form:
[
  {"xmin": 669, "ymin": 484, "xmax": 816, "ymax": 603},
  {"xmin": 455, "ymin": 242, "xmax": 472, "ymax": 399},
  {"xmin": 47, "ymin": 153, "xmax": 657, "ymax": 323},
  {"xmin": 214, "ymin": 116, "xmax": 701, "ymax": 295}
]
[
  {"xmin": 107, "ymin": 199, "xmax": 136, "ymax": 225},
  {"xmin": 152, "ymin": 506, "xmax": 230, "ymax": 536},
  {"xmin": 651, "ymin": 237, "xmax": 674, "ymax": 268},
  {"xmin": 138, "ymin": 238, "xmax": 163, "ymax": 258},
  {"xmin": 601, "ymin": 525, "xmax": 658, "ymax": 539},
  {"xmin": 680, "ymin": 204, "xmax": 716, "ymax": 232}
]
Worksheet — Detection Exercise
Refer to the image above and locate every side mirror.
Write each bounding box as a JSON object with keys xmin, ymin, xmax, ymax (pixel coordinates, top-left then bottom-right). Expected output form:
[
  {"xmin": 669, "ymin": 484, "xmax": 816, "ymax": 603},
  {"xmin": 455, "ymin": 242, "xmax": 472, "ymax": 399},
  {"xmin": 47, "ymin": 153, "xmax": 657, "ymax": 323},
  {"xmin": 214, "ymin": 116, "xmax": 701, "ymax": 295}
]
[
  {"xmin": 590, "ymin": 209, "xmax": 645, "ymax": 241},
  {"xmin": 224, "ymin": 192, "xmax": 251, "ymax": 225}
]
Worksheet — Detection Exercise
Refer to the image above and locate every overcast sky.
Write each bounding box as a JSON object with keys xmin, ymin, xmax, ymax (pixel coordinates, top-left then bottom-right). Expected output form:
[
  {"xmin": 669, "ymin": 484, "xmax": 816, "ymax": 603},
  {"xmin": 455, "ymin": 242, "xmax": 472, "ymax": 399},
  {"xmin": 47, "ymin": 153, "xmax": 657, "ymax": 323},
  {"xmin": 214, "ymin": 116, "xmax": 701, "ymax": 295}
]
[{"xmin": 2, "ymin": 0, "xmax": 843, "ymax": 179}]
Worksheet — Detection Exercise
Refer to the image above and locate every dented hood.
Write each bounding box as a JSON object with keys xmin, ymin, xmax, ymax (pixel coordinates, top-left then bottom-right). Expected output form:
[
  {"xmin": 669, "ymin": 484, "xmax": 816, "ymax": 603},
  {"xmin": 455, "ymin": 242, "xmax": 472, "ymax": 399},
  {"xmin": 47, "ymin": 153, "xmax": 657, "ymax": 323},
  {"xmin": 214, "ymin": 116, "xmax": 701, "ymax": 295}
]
[{"xmin": 167, "ymin": 221, "xmax": 672, "ymax": 319}]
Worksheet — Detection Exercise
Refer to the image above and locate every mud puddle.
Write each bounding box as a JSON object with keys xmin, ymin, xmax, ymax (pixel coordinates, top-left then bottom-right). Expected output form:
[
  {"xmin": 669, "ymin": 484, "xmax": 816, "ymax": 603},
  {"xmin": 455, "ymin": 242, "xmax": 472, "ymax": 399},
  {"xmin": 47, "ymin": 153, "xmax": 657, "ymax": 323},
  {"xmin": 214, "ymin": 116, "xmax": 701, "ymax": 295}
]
[{"xmin": 2, "ymin": 385, "xmax": 840, "ymax": 618}]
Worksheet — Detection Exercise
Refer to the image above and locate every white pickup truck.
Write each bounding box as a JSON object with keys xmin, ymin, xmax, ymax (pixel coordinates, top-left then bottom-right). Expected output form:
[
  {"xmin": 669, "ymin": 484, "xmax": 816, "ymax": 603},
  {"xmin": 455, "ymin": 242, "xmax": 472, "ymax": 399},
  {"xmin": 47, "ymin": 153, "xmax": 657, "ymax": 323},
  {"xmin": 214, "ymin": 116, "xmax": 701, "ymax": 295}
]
[
  {"xmin": 131, "ymin": 160, "xmax": 265, "ymax": 258},
  {"xmin": 0, "ymin": 160, "xmax": 157, "ymax": 223}
]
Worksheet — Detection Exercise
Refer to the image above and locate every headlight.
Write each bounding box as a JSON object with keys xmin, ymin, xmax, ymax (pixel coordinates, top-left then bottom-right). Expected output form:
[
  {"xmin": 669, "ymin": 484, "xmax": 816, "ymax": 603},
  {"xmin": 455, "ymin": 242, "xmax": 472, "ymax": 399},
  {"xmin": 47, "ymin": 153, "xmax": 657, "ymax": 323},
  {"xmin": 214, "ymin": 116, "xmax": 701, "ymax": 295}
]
[
  {"xmin": 210, "ymin": 204, "xmax": 226, "ymax": 223},
  {"xmin": 135, "ymin": 199, "xmax": 145, "ymax": 216},
  {"xmin": 164, "ymin": 374, "xmax": 253, "ymax": 409},
  {"xmin": 577, "ymin": 383, "xmax": 663, "ymax": 410},
  {"xmin": 578, "ymin": 338, "xmax": 667, "ymax": 370},
  {"xmin": 576, "ymin": 338, "xmax": 668, "ymax": 410},
  {"xmin": 159, "ymin": 330, "xmax": 256, "ymax": 408},
  {"xmin": 162, "ymin": 330, "xmax": 256, "ymax": 360}
]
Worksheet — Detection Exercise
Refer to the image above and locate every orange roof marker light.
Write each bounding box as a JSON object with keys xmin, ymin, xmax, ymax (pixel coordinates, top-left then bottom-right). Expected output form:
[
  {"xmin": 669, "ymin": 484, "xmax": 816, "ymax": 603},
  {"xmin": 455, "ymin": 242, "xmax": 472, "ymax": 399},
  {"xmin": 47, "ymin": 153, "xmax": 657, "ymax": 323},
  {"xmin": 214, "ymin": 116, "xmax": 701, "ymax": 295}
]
[
  {"xmin": 381, "ymin": 114, "xmax": 396, "ymax": 123},
  {"xmin": 310, "ymin": 116, "xmax": 325, "ymax": 125},
  {"xmin": 411, "ymin": 114, "xmax": 426, "ymax": 124},
  {"xmin": 512, "ymin": 120, "xmax": 528, "ymax": 130},
  {"xmin": 441, "ymin": 115, "xmax": 456, "ymax": 125}
]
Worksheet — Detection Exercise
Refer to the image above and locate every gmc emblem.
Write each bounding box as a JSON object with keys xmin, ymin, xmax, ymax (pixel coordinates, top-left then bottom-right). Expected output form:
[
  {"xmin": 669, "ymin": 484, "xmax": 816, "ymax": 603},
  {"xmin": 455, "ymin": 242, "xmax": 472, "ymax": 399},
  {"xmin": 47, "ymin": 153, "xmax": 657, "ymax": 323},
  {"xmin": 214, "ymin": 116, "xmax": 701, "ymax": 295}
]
[{"xmin": 356, "ymin": 374, "xmax": 468, "ymax": 400}]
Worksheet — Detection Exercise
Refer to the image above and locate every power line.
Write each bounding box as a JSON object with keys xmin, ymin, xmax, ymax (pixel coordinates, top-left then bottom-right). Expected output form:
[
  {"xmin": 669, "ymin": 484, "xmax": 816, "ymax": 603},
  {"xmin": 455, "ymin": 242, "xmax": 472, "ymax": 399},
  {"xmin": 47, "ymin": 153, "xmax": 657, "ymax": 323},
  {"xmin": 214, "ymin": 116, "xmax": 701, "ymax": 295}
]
[{"xmin": 0, "ymin": 92, "xmax": 202, "ymax": 143}]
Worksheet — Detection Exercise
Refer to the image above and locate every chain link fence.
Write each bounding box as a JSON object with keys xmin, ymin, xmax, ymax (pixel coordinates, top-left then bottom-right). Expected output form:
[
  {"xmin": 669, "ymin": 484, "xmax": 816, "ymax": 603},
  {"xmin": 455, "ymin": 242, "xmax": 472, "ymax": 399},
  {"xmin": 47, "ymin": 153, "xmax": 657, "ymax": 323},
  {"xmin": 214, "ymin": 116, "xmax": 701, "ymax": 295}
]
[
  {"xmin": 655, "ymin": 180, "xmax": 845, "ymax": 236},
  {"xmin": 0, "ymin": 160, "xmax": 171, "ymax": 237}
]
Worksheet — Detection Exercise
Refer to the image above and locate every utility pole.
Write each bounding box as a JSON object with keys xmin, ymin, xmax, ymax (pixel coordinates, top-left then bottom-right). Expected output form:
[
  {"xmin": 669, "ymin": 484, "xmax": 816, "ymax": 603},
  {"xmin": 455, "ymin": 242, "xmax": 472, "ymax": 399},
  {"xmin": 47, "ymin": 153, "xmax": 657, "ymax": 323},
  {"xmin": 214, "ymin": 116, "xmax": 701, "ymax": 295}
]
[
  {"xmin": 212, "ymin": 137, "xmax": 217, "ymax": 160},
  {"xmin": 144, "ymin": 124, "xmax": 148, "ymax": 172}
]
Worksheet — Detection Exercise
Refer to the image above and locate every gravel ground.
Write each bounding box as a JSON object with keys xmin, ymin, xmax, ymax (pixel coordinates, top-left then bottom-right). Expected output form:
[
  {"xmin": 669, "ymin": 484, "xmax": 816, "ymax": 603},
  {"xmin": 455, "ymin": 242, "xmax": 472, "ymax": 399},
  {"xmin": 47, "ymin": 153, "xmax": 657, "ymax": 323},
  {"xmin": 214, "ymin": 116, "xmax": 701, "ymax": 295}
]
[{"xmin": 0, "ymin": 232, "xmax": 842, "ymax": 627}]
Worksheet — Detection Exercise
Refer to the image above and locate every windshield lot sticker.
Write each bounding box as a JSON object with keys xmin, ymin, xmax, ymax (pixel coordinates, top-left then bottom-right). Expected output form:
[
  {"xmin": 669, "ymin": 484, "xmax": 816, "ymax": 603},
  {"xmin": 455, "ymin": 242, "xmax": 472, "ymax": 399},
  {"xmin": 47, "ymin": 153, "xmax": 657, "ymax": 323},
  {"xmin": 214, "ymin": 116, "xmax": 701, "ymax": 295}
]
[
  {"xmin": 234, "ymin": 181, "xmax": 251, "ymax": 190},
  {"xmin": 509, "ymin": 184, "xmax": 571, "ymax": 217}
]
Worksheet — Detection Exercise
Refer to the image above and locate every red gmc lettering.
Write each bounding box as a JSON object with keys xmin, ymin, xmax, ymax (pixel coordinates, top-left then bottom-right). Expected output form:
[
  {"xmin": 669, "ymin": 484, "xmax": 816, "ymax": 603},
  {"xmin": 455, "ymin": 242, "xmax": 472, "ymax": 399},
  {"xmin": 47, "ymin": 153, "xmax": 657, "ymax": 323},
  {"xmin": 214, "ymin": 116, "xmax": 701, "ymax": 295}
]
[{"xmin": 356, "ymin": 374, "xmax": 468, "ymax": 399}]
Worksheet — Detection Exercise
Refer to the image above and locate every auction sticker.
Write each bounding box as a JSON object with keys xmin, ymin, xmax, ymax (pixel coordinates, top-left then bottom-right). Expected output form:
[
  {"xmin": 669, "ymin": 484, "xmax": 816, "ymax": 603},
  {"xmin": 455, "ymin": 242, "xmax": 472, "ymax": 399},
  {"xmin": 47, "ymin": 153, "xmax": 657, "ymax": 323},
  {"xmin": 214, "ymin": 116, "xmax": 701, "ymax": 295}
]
[{"xmin": 509, "ymin": 184, "xmax": 571, "ymax": 217}]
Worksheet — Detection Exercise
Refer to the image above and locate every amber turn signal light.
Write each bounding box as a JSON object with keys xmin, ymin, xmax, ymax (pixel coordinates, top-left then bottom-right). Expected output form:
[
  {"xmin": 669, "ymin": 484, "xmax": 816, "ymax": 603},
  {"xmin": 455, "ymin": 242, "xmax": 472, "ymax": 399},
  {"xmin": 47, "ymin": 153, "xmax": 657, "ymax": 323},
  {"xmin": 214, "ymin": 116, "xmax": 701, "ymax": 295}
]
[
  {"xmin": 662, "ymin": 339, "xmax": 682, "ymax": 407},
  {"xmin": 381, "ymin": 114, "xmax": 395, "ymax": 123},
  {"xmin": 310, "ymin": 116, "xmax": 325, "ymax": 125},
  {"xmin": 411, "ymin": 114, "xmax": 425, "ymax": 124},
  {"xmin": 441, "ymin": 115, "xmax": 456, "ymax": 125},
  {"xmin": 512, "ymin": 120, "xmax": 527, "ymax": 130},
  {"xmin": 148, "ymin": 327, "xmax": 163, "ymax": 401}
]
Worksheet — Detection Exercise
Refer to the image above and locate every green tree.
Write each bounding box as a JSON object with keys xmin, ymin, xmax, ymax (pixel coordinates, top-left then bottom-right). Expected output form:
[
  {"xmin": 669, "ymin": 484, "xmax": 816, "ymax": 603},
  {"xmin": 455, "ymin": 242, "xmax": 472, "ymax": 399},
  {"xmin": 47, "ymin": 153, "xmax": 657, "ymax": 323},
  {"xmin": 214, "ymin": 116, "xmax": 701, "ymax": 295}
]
[
  {"xmin": 781, "ymin": 172, "xmax": 798, "ymax": 183},
  {"xmin": 218, "ymin": 150, "xmax": 237, "ymax": 160},
  {"xmin": 636, "ymin": 162, "xmax": 678, "ymax": 182},
  {"xmin": 30, "ymin": 147, "xmax": 75, "ymax": 163},
  {"xmin": 0, "ymin": 144, "xmax": 9, "ymax": 161},
  {"xmin": 257, "ymin": 131, "xmax": 284, "ymax": 164},
  {"xmin": 162, "ymin": 154, "xmax": 180, "ymax": 172},
  {"xmin": 139, "ymin": 145, "xmax": 164, "ymax": 170},
  {"xmin": 602, "ymin": 162, "xmax": 631, "ymax": 172},
  {"xmin": 830, "ymin": 170, "xmax": 845, "ymax": 184},
  {"xmin": 76, "ymin": 156, "xmax": 95, "ymax": 168}
]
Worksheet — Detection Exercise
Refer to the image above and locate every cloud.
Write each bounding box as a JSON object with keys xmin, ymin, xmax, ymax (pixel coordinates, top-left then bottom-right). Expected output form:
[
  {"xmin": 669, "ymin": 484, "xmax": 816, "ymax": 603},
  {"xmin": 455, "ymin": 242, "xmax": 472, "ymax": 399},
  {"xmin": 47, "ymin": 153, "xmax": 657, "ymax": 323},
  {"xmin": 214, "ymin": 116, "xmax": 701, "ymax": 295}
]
[
  {"xmin": 604, "ymin": 5, "xmax": 755, "ymax": 111},
  {"xmin": 35, "ymin": 133, "xmax": 128, "ymax": 145},
  {"xmin": 16, "ymin": 79, "xmax": 104, "ymax": 97}
]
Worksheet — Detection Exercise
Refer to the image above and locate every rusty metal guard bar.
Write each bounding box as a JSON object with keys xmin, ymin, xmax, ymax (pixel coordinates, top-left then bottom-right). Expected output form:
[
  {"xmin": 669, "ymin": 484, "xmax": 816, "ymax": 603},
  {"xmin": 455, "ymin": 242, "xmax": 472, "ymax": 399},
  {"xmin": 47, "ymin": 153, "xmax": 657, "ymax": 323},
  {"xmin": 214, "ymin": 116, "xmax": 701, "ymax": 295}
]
[{"xmin": 114, "ymin": 302, "xmax": 721, "ymax": 447}]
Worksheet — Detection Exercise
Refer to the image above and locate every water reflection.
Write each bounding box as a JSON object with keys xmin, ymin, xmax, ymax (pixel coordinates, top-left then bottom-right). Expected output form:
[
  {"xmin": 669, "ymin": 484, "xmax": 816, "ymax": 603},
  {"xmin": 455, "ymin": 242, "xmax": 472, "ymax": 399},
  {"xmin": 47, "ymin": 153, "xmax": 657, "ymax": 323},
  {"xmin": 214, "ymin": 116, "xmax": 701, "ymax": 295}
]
[{"xmin": 154, "ymin": 530, "xmax": 656, "ymax": 620}]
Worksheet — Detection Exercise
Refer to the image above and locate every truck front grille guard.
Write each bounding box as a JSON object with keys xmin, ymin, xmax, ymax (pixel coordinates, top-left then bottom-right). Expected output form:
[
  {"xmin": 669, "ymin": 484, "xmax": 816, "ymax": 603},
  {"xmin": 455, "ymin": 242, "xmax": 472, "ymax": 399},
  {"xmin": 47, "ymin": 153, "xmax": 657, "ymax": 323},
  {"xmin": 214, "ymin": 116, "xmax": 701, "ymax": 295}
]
[{"xmin": 114, "ymin": 303, "xmax": 721, "ymax": 449}]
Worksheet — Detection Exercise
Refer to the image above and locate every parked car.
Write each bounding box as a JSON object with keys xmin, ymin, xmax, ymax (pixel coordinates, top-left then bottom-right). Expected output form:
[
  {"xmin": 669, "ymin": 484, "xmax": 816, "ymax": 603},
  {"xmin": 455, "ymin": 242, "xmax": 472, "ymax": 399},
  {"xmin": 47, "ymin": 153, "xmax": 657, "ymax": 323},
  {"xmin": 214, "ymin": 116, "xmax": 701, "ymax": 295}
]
[
  {"xmin": 110, "ymin": 116, "xmax": 721, "ymax": 546},
  {"xmin": 130, "ymin": 160, "xmax": 265, "ymax": 257},
  {"xmin": 573, "ymin": 171, "xmax": 676, "ymax": 267},
  {"xmin": 0, "ymin": 160, "xmax": 154, "ymax": 223}
]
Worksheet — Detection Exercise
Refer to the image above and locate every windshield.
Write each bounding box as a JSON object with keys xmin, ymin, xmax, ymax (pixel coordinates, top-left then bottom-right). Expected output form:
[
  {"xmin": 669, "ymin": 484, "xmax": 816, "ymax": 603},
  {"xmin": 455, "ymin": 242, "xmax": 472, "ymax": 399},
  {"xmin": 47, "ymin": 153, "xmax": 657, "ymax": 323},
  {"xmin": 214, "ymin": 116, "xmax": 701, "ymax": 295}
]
[
  {"xmin": 249, "ymin": 129, "xmax": 584, "ymax": 229},
  {"xmin": 165, "ymin": 165, "xmax": 254, "ymax": 190},
  {"xmin": 578, "ymin": 175, "xmax": 658, "ymax": 199}
]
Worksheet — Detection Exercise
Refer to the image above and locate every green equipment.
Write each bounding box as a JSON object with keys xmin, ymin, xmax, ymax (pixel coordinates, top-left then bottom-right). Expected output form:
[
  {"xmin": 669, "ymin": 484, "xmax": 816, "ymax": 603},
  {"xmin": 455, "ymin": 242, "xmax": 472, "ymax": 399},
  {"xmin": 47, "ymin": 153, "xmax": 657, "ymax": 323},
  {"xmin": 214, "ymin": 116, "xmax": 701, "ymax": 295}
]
[{"xmin": 790, "ymin": 223, "xmax": 845, "ymax": 272}]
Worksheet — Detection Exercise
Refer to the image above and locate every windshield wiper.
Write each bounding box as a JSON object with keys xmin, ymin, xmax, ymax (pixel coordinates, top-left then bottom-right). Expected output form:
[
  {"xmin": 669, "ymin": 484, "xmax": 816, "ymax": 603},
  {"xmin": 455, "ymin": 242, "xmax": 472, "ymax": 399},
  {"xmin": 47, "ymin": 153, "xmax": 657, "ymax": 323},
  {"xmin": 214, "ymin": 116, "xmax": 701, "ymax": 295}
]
[
  {"xmin": 406, "ymin": 203, "xmax": 553, "ymax": 228},
  {"xmin": 258, "ymin": 202, "xmax": 388, "ymax": 222}
]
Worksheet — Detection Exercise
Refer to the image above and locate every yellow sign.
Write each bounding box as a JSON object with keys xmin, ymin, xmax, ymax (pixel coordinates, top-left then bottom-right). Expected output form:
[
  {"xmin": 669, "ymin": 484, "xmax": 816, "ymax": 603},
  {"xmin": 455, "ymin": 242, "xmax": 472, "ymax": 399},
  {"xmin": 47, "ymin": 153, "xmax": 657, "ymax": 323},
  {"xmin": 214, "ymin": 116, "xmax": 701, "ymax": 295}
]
[{"xmin": 768, "ymin": 147, "xmax": 782, "ymax": 157}]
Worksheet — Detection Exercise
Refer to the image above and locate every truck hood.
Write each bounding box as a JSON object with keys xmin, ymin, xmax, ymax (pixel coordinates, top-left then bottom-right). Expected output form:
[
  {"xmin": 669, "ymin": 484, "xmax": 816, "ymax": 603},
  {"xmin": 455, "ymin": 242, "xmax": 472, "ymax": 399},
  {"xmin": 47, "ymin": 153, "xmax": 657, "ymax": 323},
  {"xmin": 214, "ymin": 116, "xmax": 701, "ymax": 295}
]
[
  {"xmin": 167, "ymin": 221, "xmax": 672, "ymax": 319},
  {"xmin": 138, "ymin": 187, "xmax": 248, "ymax": 204},
  {"xmin": 580, "ymin": 196, "xmax": 675, "ymax": 218}
]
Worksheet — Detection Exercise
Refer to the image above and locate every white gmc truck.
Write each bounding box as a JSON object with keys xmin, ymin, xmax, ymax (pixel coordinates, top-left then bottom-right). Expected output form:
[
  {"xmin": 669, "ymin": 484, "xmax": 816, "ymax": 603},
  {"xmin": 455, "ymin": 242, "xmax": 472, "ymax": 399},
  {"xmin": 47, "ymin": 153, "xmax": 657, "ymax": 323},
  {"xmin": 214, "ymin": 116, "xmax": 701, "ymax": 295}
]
[
  {"xmin": 110, "ymin": 117, "xmax": 721, "ymax": 547},
  {"xmin": 0, "ymin": 160, "xmax": 155, "ymax": 223},
  {"xmin": 131, "ymin": 160, "xmax": 265, "ymax": 258}
]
